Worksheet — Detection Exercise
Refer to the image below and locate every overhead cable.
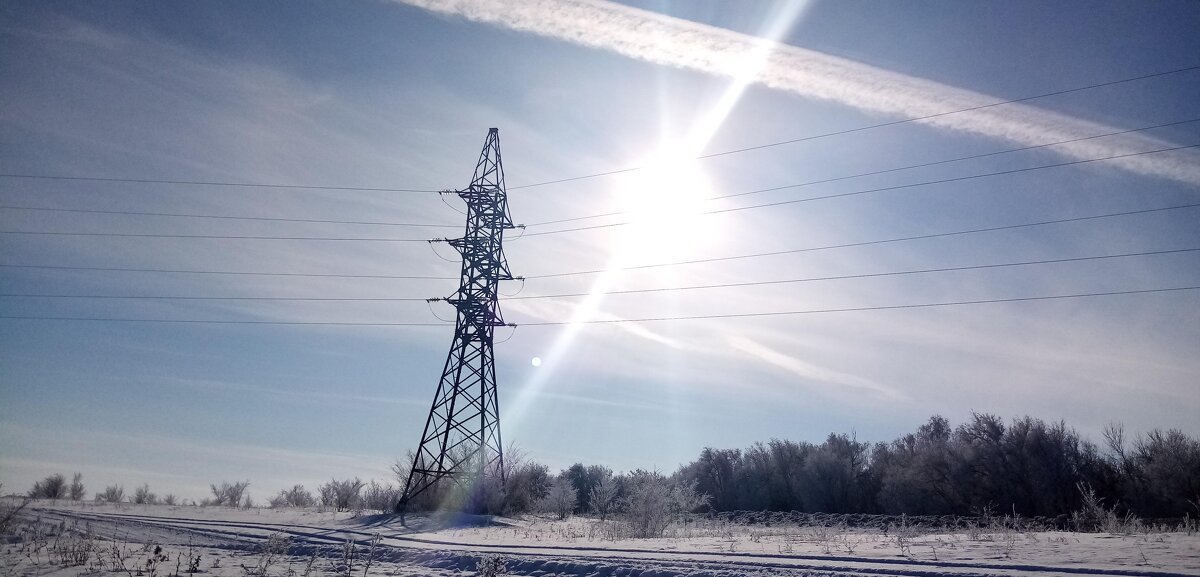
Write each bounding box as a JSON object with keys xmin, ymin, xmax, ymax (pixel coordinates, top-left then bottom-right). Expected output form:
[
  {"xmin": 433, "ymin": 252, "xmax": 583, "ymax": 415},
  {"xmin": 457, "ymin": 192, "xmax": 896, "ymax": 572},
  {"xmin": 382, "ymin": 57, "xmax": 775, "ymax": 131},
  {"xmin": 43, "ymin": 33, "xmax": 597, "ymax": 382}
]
[
  {"xmin": 0, "ymin": 174, "xmax": 440, "ymax": 193},
  {"xmin": 510, "ymin": 248, "xmax": 1200, "ymax": 299},
  {"xmin": 0, "ymin": 231, "xmax": 435, "ymax": 242},
  {"xmin": 0, "ymin": 316, "xmax": 448, "ymax": 326},
  {"xmin": 3, "ymin": 287, "xmax": 1195, "ymax": 326},
  {"xmin": 522, "ymin": 144, "xmax": 1200, "ymax": 238},
  {"xmin": 513, "ymin": 287, "xmax": 1200, "ymax": 326},
  {"xmin": 523, "ymin": 202, "xmax": 1200, "ymax": 279},
  {"xmin": 5, "ymin": 204, "xmax": 1194, "ymax": 281},
  {"xmin": 526, "ymin": 117, "xmax": 1200, "ymax": 227},
  {"xmin": 0, "ymin": 263, "xmax": 455, "ymax": 280},
  {"xmin": 4, "ymin": 248, "xmax": 1190, "ymax": 302},
  {"xmin": 0, "ymin": 205, "xmax": 460, "ymax": 228}
]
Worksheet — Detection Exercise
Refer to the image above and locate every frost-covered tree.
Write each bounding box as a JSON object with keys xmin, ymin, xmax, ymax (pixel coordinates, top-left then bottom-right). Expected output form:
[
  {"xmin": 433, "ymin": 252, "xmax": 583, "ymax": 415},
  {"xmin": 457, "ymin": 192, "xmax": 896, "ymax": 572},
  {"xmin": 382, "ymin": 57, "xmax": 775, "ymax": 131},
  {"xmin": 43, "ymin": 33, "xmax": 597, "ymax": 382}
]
[
  {"xmin": 542, "ymin": 477, "xmax": 577, "ymax": 520},
  {"xmin": 319, "ymin": 478, "xmax": 364, "ymax": 512},
  {"xmin": 588, "ymin": 474, "xmax": 620, "ymax": 520}
]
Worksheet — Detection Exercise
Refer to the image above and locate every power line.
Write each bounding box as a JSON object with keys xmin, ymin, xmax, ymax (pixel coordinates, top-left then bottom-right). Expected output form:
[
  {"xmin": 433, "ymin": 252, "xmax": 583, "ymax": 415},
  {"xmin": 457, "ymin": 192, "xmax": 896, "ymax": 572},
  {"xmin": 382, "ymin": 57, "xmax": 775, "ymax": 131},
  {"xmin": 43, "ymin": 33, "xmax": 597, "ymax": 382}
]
[
  {"xmin": 0, "ymin": 315, "xmax": 448, "ymax": 326},
  {"xmin": 506, "ymin": 63, "xmax": 1200, "ymax": 190},
  {"xmin": 510, "ymin": 248, "xmax": 1200, "ymax": 300},
  {"xmin": 0, "ymin": 230, "xmax": 436, "ymax": 242},
  {"xmin": 6, "ymin": 204, "xmax": 1192, "ymax": 281},
  {"xmin": 524, "ymin": 202, "xmax": 1200, "ymax": 279},
  {"xmin": 525, "ymin": 117, "xmax": 1200, "ymax": 227},
  {"xmin": 0, "ymin": 205, "xmax": 460, "ymax": 228},
  {"xmin": 0, "ymin": 173, "xmax": 440, "ymax": 193},
  {"xmin": 3, "ymin": 286, "xmax": 1194, "ymax": 326},
  {"xmin": 6, "ymin": 141, "xmax": 1188, "ymax": 243},
  {"xmin": 6, "ymin": 248, "xmax": 1190, "ymax": 303},
  {"xmin": 513, "ymin": 287, "xmax": 1200, "ymax": 326},
  {"xmin": 0, "ymin": 294, "xmax": 434, "ymax": 301},
  {"xmin": 0, "ymin": 263, "xmax": 457, "ymax": 280},
  {"xmin": 522, "ymin": 144, "xmax": 1200, "ymax": 238}
]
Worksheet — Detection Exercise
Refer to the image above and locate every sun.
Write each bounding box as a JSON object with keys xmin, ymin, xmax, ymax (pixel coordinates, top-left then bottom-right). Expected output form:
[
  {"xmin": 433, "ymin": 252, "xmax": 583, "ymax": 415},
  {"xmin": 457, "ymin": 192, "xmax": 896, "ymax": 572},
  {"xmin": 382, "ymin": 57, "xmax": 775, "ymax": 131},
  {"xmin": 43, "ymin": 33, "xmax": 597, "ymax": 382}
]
[{"xmin": 611, "ymin": 148, "xmax": 719, "ymax": 266}]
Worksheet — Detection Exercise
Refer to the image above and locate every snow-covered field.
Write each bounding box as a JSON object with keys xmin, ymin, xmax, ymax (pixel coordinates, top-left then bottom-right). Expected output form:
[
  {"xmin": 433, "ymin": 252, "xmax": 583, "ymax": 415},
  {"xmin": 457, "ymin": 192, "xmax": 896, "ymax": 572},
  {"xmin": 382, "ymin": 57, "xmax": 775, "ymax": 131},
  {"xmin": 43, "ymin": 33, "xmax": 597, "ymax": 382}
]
[{"xmin": 4, "ymin": 501, "xmax": 1197, "ymax": 577}]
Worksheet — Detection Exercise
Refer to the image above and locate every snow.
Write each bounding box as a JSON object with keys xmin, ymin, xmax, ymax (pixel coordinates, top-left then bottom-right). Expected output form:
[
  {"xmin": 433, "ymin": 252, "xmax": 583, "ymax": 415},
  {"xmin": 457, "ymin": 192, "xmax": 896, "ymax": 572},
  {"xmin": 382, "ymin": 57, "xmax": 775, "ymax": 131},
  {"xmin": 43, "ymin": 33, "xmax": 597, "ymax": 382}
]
[{"xmin": 4, "ymin": 500, "xmax": 1198, "ymax": 577}]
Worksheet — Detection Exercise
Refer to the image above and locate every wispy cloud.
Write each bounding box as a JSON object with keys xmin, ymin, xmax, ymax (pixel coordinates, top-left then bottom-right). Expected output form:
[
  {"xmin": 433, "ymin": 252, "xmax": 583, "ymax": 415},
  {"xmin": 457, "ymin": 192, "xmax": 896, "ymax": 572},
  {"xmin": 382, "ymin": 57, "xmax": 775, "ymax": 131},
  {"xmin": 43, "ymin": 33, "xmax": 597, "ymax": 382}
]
[
  {"xmin": 396, "ymin": 0, "xmax": 1200, "ymax": 185},
  {"xmin": 158, "ymin": 376, "xmax": 426, "ymax": 407},
  {"xmin": 512, "ymin": 389, "xmax": 693, "ymax": 415},
  {"xmin": 727, "ymin": 334, "xmax": 907, "ymax": 402}
]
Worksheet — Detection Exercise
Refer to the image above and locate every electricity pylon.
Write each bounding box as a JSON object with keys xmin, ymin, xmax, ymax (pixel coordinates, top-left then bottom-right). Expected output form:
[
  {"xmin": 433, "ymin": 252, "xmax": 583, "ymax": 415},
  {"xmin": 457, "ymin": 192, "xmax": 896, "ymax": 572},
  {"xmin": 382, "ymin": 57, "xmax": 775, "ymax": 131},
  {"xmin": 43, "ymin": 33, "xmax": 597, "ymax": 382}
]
[{"xmin": 397, "ymin": 128, "xmax": 518, "ymax": 516}]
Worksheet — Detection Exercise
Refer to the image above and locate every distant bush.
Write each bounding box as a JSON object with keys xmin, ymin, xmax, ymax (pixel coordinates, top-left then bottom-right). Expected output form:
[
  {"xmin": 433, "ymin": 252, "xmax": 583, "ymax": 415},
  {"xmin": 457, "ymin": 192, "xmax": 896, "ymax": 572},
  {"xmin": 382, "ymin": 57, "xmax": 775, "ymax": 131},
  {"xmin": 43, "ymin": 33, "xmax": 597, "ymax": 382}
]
[
  {"xmin": 29, "ymin": 474, "xmax": 67, "ymax": 499},
  {"xmin": 561, "ymin": 463, "xmax": 611, "ymax": 513},
  {"xmin": 68, "ymin": 473, "xmax": 85, "ymax": 501},
  {"xmin": 489, "ymin": 446, "xmax": 545, "ymax": 516},
  {"xmin": 270, "ymin": 484, "xmax": 316, "ymax": 508},
  {"xmin": 615, "ymin": 470, "xmax": 706, "ymax": 538},
  {"xmin": 133, "ymin": 484, "xmax": 158, "ymax": 505},
  {"xmin": 319, "ymin": 478, "xmax": 364, "ymax": 512},
  {"xmin": 360, "ymin": 480, "xmax": 401, "ymax": 513},
  {"xmin": 1072, "ymin": 483, "xmax": 1140, "ymax": 533},
  {"xmin": 210, "ymin": 481, "xmax": 250, "ymax": 507},
  {"xmin": 623, "ymin": 470, "xmax": 672, "ymax": 538},
  {"xmin": 96, "ymin": 485, "xmax": 125, "ymax": 503}
]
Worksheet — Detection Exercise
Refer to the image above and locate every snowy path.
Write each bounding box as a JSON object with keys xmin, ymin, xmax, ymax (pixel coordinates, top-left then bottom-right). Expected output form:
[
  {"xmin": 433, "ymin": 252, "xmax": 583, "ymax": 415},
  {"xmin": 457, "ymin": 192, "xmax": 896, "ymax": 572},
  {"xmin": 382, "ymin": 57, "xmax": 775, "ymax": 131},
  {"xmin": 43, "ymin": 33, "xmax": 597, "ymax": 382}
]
[{"xmin": 20, "ymin": 506, "xmax": 1196, "ymax": 577}]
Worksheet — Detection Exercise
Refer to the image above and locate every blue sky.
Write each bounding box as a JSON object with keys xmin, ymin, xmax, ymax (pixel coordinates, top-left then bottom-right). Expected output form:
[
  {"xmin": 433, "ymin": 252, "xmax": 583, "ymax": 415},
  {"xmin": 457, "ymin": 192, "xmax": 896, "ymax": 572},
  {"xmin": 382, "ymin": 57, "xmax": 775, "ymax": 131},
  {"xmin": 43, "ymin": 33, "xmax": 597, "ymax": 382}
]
[{"xmin": 2, "ymin": 0, "xmax": 1198, "ymax": 502}]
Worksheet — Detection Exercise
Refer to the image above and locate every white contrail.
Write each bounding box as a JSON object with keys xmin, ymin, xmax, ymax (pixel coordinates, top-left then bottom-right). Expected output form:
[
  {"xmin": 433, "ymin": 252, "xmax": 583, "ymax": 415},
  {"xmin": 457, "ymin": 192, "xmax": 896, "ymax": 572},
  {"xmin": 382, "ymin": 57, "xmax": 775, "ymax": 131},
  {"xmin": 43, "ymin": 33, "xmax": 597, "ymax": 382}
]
[{"xmin": 396, "ymin": 0, "xmax": 1200, "ymax": 185}]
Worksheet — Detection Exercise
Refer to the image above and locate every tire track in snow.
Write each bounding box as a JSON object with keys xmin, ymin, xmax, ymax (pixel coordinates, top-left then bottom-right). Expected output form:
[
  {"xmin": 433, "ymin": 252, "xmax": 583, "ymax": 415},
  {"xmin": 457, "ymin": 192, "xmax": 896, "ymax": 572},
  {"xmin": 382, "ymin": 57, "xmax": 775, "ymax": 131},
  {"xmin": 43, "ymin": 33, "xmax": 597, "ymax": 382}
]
[{"xmin": 34, "ymin": 508, "xmax": 1193, "ymax": 577}]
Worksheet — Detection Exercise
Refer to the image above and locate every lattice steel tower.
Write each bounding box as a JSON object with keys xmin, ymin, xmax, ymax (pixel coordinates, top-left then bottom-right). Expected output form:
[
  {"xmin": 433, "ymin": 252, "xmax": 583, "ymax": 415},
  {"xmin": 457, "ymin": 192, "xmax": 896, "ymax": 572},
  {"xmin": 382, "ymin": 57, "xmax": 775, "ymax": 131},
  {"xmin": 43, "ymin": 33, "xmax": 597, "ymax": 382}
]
[{"xmin": 397, "ymin": 128, "xmax": 517, "ymax": 515}]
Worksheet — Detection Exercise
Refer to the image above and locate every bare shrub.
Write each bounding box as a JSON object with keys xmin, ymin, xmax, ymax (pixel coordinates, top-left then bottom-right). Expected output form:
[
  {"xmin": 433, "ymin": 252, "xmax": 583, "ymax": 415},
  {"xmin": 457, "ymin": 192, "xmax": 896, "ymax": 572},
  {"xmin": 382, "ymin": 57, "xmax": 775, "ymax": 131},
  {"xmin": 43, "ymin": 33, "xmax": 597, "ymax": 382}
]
[
  {"xmin": 69, "ymin": 473, "xmax": 85, "ymax": 501},
  {"xmin": 209, "ymin": 481, "xmax": 250, "ymax": 507},
  {"xmin": 50, "ymin": 522, "xmax": 97, "ymax": 566},
  {"xmin": 1, "ymin": 485, "xmax": 32, "ymax": 533},
  {"xmin": 319, "ymin": 478, "xmax": 364, "ymax": 512},
  {"xmin": 360, "ymin": 481, "xmax": 401, "ymax": 513},
  {"xmin": 133, "ymin": 484, "xmax": 158, "ymax": 505},
  {"xmin": 1072, "ymin": 483, "xmax": 1140, "ymax": 534},
  {"xmin": 97, "ymin": 485, "xmax": 125, "ymax": 503},
  {"xmin": 248, "ymin": 532, "xmax": 289, "ymax": 575},
  {"xmin": 270, "ymin": 485, "xmax": 315, "ymax": 508},
  {"xmin": 162, "ymin": 494, "xmax": 178, "ymax": 506},
  {"xmin": 671, "ymin": 478, "xmax": 709, "ymax": 514},
  {"xmin": 29, "ymin": 474, "xmax": 67, "ymax": 499}
]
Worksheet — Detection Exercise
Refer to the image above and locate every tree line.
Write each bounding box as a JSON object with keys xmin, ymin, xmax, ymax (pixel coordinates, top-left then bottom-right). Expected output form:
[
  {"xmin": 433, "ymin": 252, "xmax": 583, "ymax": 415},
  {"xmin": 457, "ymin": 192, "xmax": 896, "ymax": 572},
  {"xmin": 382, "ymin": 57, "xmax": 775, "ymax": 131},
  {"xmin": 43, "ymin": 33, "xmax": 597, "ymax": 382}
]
[
  {"xmin": 21, "ymin": 413, "xmax": 1198, "ymax": 521},
  {"xmin": 665, "ymin": 414, "xmax": 1198, "ymax": 518}
]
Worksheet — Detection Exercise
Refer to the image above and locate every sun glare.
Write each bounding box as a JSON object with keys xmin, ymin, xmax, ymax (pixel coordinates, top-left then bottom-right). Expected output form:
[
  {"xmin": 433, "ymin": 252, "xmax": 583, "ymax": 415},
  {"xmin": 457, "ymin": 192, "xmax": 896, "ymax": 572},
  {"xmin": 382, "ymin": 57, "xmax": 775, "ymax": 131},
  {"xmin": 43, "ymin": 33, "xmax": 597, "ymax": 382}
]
[{"xmin": 612, "ymin": 148, "xmax": 719, "ymax": 266}]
